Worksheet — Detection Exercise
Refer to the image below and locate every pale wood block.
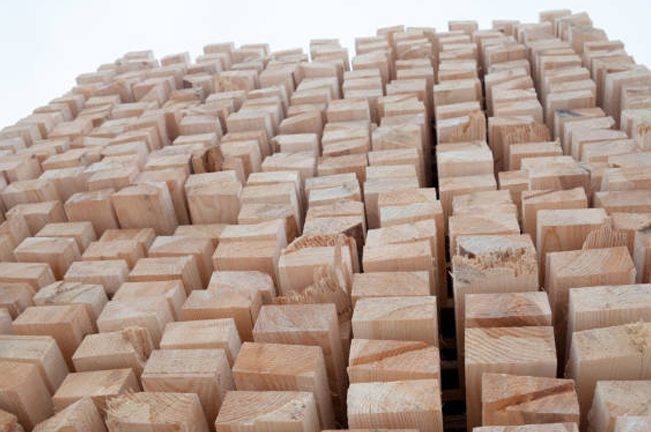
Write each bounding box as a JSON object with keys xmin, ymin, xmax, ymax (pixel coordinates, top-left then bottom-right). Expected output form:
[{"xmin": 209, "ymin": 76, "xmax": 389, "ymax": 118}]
[
  {"xmin": 482, "ymin": 373, "xmax": 579, "ymax": 426},
  {"xmin": 134, "ymin": 168, "xmax": 190, "ymax": 225},
  {"xmin": 0, "ymin": 283, "xmax": 34, "ymax": 319},
  {"xmin": 86, "ymin": 165, "xmax": 139, "ymax": 192},
  {"xmin": 111, "ymin": 183, "xmax": 178, "ymax": 236},
  {"xmin": 351, "ymin": 272, "xmax": 430, "ymax": 307},
  {"xmin": 232, "ymin": 342, "xmax": 335, "ymax": 430},
  {"xmin": 0, "ymin": 360, "xmax": 54, "ymax": 430},
  {"xmin": 13, "ymin": 237, "xmax": 79, "ymax": 280},
  {"xmin": 99, "ymin": 227, "xmax": 156, "ymax": 256},
  {"xmin": 32, "ymin": 397, "xmax": 106, "ymax": 432},
  {"xmin": 97, "ymin": 297, "xmax": 173, "ymax": 347},
  {"xmin": 0, "ymin": 263, "xmax": 55, "ymax": 294},
  {"xmin": 33, "ymin": 282, "xmax": 107, "ymax": 329},
  {"xmin": 318, "ymin": 154, "xmax": 368, "ymax": 186},
  {"xmin": 465, "ymin": 326, "xmax": 557, "ymax": 431},
  {"xmin": 129, "ymin": 256, "xmax": 202, "ymax": 294},
  {"xmin": 160, "ymin": 318, "xmax": 241, "ymax": 365},
  {"xmin": 12, "ymin": 305, "xmax": 93, "ymax": 370},
  {"xmin": 220, "ymin": 220, "xmax": 288, "ymax": 250},
  {"xmin": 72, "ymin": 327, "xmax": 153, "ymax": 377},
  {"xmin": 545, "ymin": 90, "xmax": 596, "ymax": 131},
  {"xmin": 0, "ymin": 211, "xmax": 31, "ymax": 250},
  {"xmin": 546, "ymin": 247, "xmax": 636, "ymax": 365},
  {"xmin": 106, "ymin": 391, "xmax": 209, "ymax": 432},
  {"xmin": 216, "ymin": 391, "xmax": 319, "ymax": 432},
  {"xmin": 142, "ymin": 348, "xmax": 233, "ymax": 425},
  {"xmin": 253, "ymin": 304, "xmax": 346, "ymax": 415},
  {"xmin": 148, "ymin": 236, "xmax": 214, "ymax": 287},
  {"xmin": 439, "ymin": 174, "xmax": 497, "ymax": 224},
  {"xmin": 278, "ymin": 244, "xmax": 353, "ymax": 296},
  {"xmin": 35, "ymin": 222, "xmax": 96, "ymax": 253},
  {"xmin": 303, "ymin": 217, "xmax": 365, "ymax": 252},
  {"xmin": 7, "ymin": 202, "xmax": 67, "ymax": 236},
  {"xmin": 594, "ymin": 191, "xmax": 651, "ymax": 214},
  {"xmin": 364, "ymin": 178, "xmax": 420, "ymax": 230},
  {"xmin": 362, "ymin": 242, "xmax": 433, "ymax": 293},
  {"xmin": 537, "ymin": 208, "xmax": 609, "ymax": 281},
  {"xmin": 64, "ymin": 189, "xmax": 119, "ymax": 236},
  {"xmin": 566, "ymin": 323, "xmax": 651, "ymax": 428},
  {"xmin": 449, "ymin": 213, "xmax": 520, "ymax": 260},
  {"xmin": 0, "ymin": 408, "xmax": 24, "ymax": 432},
  {"xmin": 41, "ymin": 149, "xmax": 90, "ymax": 171},
  {"xmin": 113, "ymin": 280, "xmax": 186, "ymax": 321},
  {"xmin": 53, "ymin": 368, "xmax": 139, "ymax": 415},
  {"xmin": 0, "ymin": 180, "xmax": 59, "ymax": 211},
  {"xmin": 614, "ymin": 417, "xmax": 651, "ymax": 432},
  {"xmin": 185, "ymin": 173, "xmax": 242, "ymax": 225},
  {"xmin": 209, "ymin": 271, "xmax": 276, "ymax": 305},
  {"xmin": 174, "ymin": 224, "xmax": 226, "ymax": 249},
  {"xmin": 82, "ymin": 240, "xmax": 143, "ymax": 270},
  {"xmin": 602, "ymin": 166, "xmax": 651, "ymax": 191},
  {"xmin": 611, "ymin": 213, "xmax": 651, "ymax": 255},
  {"xmin": 466, "ymin": 292, "xmax": 551, "ymax": 329},
  {"xmin": 522, "ymin": 188, "xmax": 588, "ymax": 245},
  {"xmin": 347, "ymin": 338, "xmax": 440, "ymax": 383},
  {"xmin": 0, "ymin": 235, "xmax": 14, "ymax": 263},
  {"xmin": 452, "ymin": 190, "xmax": 516, "ymax": 217},
  {"xmin": 0, "ymin": 335, "xmax": 68, "ymax": 394},
  {"xmin": 588, "ymin": 380, "xmax": 651, "ymax": 432},
  {"xmin": 352, "ymin": 297, "xmax": 438, "ymax": 346},
  {"xmin": 433, "ymin": 78, "xmax": 482, "ymax": 108},
  {"xmin": 521, "ymin": 156, "xmax": 590, "ymax": 191},
  {"xmin": 347, "ymin": 379, "xmax": 443, "ymax": 432},
  {"xmin": 213, "ymin": 240, "xmax": 281, "ymax": 287},
  {"xmin": 509, "ymin": 141, "xmax": 563, "ymax": 170},
  {"xmin": 436, "ymin": 141, "xmax": 494, "ymax": 178},
  {"xmin": 64, "ymin": 260, "xmax": 129, "ymax": 297},
  {"xmin": 474, "ymin": 424, "xmax": 578, "ymax": 432},
  {"xmin": 238, "ymin": 202, "xmax": 300, "ymax": 242},
  {"xmin": 0, "ymin": 310, "xmax": 12, "ymax": 335}
]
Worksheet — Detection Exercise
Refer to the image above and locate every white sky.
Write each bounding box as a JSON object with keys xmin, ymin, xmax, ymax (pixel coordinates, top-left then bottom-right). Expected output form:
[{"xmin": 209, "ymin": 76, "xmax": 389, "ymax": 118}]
[{"xmin": 1, "ymin": 0, "xmax": 649, "ymax": 128}]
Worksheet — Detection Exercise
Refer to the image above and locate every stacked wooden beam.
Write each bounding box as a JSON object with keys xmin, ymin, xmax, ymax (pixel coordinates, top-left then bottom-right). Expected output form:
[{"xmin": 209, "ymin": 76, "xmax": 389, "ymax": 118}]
[{"xmin": 1, "ymin": 8, "xmax": 651, "ymax": 432}]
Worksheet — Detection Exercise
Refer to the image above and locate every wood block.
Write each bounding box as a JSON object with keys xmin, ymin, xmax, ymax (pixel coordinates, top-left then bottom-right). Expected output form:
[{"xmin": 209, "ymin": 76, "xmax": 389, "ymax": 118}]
[
  {"xmin": 465, "ymin": 326, "xmax": 557, "ymax": 431},
  {"xmin": 0, "ymin": 335, "xmax": 68, "ymax": 394},
  {"xmin": 253, "ymin": 304, "xmax": 346, "ymax": 414},
  {"xmin": 347, "ymin": 380, "xmax": 443, "ymax": 432},
  {"xmin": 160, "ymin": 318, "xmax": 241, "ymax": 365},
  {"xmin": 111, "ymin": 183, "xmax": 178, "ymax": 235},
  {"xmin": 475, "ymin": 425, "xmax": 578, "ymax": 432},
  {"xmin": 522, "ymin": 188, "xmax": 588, "ymax": 245},
  {"xmin": 439, "ymin": 174, "xmax": 497, "ymax": 223},
  {"xmin": 82, "ymin": 240, "xmax": 144, "ymax": 270},
  {"xmin": 537, "ymin": 208, "xmax": 609, "ymax": 281},
  {"xmin": 185, "ymin": 172, "xmax": 242, "ymax": 225},
  {"xmin": 64, "ymin": 189, "xmax": 119, "ymax": 236},
  {"xmin": 436, "ymin": 141, "xmax": 494, "ymax": 178},
  {"xmin": 148, "ymin": 235, "xmax": 214, "ymax": 287},
  {"xmin": 352, "ymin": 296, "xmax": 438, "ymax": 346},
  {"xmin": 53, "ymin": 368, "xmax": 139, "ymax": 415},
  {"xmin": 238, "ymin": 203, "xmax": 300, "ymax": 243},
  {"xmin": 0, "ymin": 310, "xmax": 12, "ymax": 335},
  {"xmin": 98, "ymin": 227, "xmax": 155, "ymax": 256},
  {"xmin": 7, "ymin": 202, "xmax": 67, "ymax": 236},
  {"xmin": 0, "ymin": 263, "xmax": 55, "ymax": 294},
  {"xmin": 232, "ymin": 342, "xmax": 336, "ymax": 429},
  {"xmin": 0, "ymin": 180, "xmax": 59, "ymax": 211},
  {"xmin": 632, "ymin": 227, "xmax": 651, "ymax": 283},
  {"xmin": 64, "ymin": 260, "xmax": 129, "ymax": 297},
  {"xmin": 363, "ymin": 242, "xmax": 433, "ymax": 285},
  {"xmin": 594, "ymin": 191, "xmax": 651, "ymax": 214},
  {"xmin": 568, "ymin": 284, "xmax": 651, "ymax": 356},
  {"xmin": 0, "ymin": 409, "xmax": 24, "ymax": 432},
  {"xmin": 521, "ymin": 156, "xmax": 589, "ymax": 191},
  {"xmin": 0, "ymin": 282, "xmax": 34, "ymax": 319},
  {"xmin": 216, "ymin": 391, "xmax": 319, "ymax": 432},
  {"xmin": 546, "ymin": 247, "xmax": 636, "ymax": 363},
  {"xmin": 364, "ymin": 178, "xmax": 420, "ymax": 229},
  {"xmin": 482, "ymin": 373, "xmax": 579, "ymax": 426},
  {"xmin": 72, "ymin": 327, "xmax": 153, "ymax": 377},
  {"xmin": 113, "ymin": 280, "xmax": 186, "ymax": 321},
  {"xmin": 209, "ymin": 271, "xmax": 276, "ymax": 305},
  {"xmin": 97, "ymin": 297, "xmax": 173, "ymax": 347},
  {"xmin": 174, "ymin": 224, "xmax": 226, "ymax": 249},
  {"xmin": 14, "ymin": 237, "xmax": 80, "ymax": 280},
  {"xmin": 351, "ymin": 272, "xmax": 430, "ymax": 307},
  {"xmin": 449, "ymin": 213, "xmax": 520, "ymax": 260},
  {"xmin": 32, "ymin": 397, "xmax": 106, "ymax": 432},
  {"xmin": 106, "ymin": 392, "xmax": 209, "ymax": 432},
  {"xmin": 614, "ymin": 417, "xmax": 651, "ymax": 432},
  {"xmin": 509, "ymin": 141, "xmax": 563, "ymax": 170},
  {"xmin": 278, "ymin": 244, "xmax": 353, "ymax": 296},
  {"xmin": 142, "ymin": 348, "xmax": 234, "ymax": 425},
  {"xmin": 466, "ymin": 292, "xmax": 551, "ymax": 329},
  {"xmin": 129, "ymin": 256, "xmax": 202, "ymax": 294},
  {"xmin": 38, "ymin": 167, "xmax": 88, "ymax": 203},
  {"xmin": 0, "ymin": 360, "xmax": 53, "ymax": 430},
  {"xmin": 566, "ymin": 323, "xmax": 651, "ymax": 428},
  {"xmin": 33, "ymin": 281, "xmax": 107, "ymax": 328},
  {"xmin": 134, "ymin": 168, "xmax": 190, "ymax": 225},
  {"xmin": 588, "ymin": 380, "xmax": 651, "ymax": 432},
  {"xmin": 12, "ymin": 305, "xmax": 93, "ymax": 369},
  {"xmin": 35, "ymin": 222, "xmax": 96, "ymax": 253},
  {"xmin": 213, "ymin": 240, "xmax": 281, "ymax": 287},
  {"xmin": 347, "ymin": 338, "xmax": 440, "ymax": 383}
]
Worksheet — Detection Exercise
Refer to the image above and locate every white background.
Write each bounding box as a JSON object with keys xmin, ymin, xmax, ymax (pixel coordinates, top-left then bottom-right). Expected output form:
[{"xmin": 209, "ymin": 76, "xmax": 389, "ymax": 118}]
[{"xmin": 0, "ymin": 0, "xmax": 648, "ymax": 128}]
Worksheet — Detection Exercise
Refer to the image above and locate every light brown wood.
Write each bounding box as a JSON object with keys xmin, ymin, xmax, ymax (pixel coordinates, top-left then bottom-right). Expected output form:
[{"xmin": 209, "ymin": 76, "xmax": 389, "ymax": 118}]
[
  {"xmin": 351, "ymin": 272, "xmax": 430, "ymax": 307},
  {"xmin": 614, "ymin": 417, "xmax": 651, "ymax": 432},
  {"xmin": 33, "ymin": 397, "xmax": 106, "ymax": 432},
  {"xmin": 347, "ymin": 379, "xmax": 443, "ymax": 432},
  {"xmin": 521, "ymin": 188, "xmax": 588, "ymax": 245},
  {"xmin": 0, "ymin": 263, "xmax": 55, "ymax": 296},
  {"xmin": 216, "ymin": 391, "xmax": 319, "ymax": 432},
  {"xmin": 213, "ymin": 240, "xmax": 281, "ymax": 286},
  {"xmin": 82, "ymin": 240, "xmax": 144, "ymax": 270},
  {"xmin": 465, "ymin": 292, "xmax": 552, "ymax": 329},
  {"xmin": 111, "ymin": 183, "xmax": 178, "ymax": 235},
  {"xmin": 0, "ymin": 360, "xmax": 54, "ymax": 430},
  {"xmin": 0, "ymin": 282, "xmax": 34, "ymax": 319},
  {"xmin": 99, "ymin": 227, "xmax": 156, "ymax": 255},
  {"xmin": 148, "ymin": 235, "xmax": 215, "ymax": 287},
  {"xmin": 159, "ymin": 318, "xmax": 241, "ymax": 365},
  {"xmin": 481, "ymin": 373, "xmax": 579, "ymax": 426},
  {"xmin": 35, "ymin": 222, "xmax": 96, "ymax": 253},
  {"xmin": 97, "ymin": 297, "xmax": 173, "ymax": 347},
  {"xmin": 113, "ymin": 280, "xmax": 185, "ymax": 321},
  {"xmin": 14, "ymin": 237, "xmax": 80, "ymax": 280},
  {"xmin": 473, "ymin": 425, "xmax": 578, "ymax": 432},
  {"xmin": 0, "ymin": 409, "xmax": 24, "ymax": 432},
  {"xmin": 64, "ymin": 260, "xmax": 129, "ymax": 297},
  {"xmin": 129, "ymin": 256, "xmax": 202, "ymax": 294},
  {"xmin": 64, "ymin": 189, "xmax": 119, "ymax": 236},
  {"xmin": 588, "ymin": 380, "xmax": 651, "ymax": 432}
]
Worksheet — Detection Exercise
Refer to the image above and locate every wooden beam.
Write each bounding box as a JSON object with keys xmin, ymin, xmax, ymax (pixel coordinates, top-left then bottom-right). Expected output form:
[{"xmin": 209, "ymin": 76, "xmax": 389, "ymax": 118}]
[{"xmin": 0, "ymin": 360, "xmax": 53, "ymax": 430}]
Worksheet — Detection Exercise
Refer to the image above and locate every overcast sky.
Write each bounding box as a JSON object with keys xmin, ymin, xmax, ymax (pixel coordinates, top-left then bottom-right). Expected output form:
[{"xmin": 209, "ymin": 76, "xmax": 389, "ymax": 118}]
[{"xmin": 1, "ymin": 0, "xmax": 648, "ymax": 128}]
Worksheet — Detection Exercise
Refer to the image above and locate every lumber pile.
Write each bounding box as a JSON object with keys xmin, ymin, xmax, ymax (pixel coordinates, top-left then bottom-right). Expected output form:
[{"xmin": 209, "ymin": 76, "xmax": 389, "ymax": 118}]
[{"xmin": 1, "ymin": 8, "xmax": 651, "ymax": 432}]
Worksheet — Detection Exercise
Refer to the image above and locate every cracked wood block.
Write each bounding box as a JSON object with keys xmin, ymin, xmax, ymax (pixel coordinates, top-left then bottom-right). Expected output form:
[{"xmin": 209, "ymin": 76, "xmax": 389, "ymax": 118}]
[
  {"xmin": 0, "ymin": 335, "xmax": 68, "ymax": 395},
  {"xmin": 32, "ymin": 397, "xmax": 106, "ymax": 432},
  {"xmin": 63, "ymin": 189, "xmax": 118, "ymax": 236},
  {"xmin": 465, "ymin": 326, "xmax": 557, "ymax": 431},
  {"xmin": 142, "ymin": 348, "xmax": 233, "ymax": 426},
  {"xmin": 521, "ymin": 188, "xmax": 588, "ymax": 245},
  {"xmin": 588, "ymin": 381, "xmax": 651, "ymax": 432},
  {"xmin": 13, "ymin": 305, "xmax": 93, "ymax": 370},
  {"xmin": 347, "ymin": 338, "xmax": 440, "ymax": 383},
  {"xmin": 64, "ymin": 260, "xmax": 129, "ymax": 297},
  {"xmin": 347, "ymin": 379, "xmax": 443, "ymax": 432},
  {"xmin": 448, "ymin": 212, "xmax": 520, "ymax": 261},
  {"xmin": 129, "ymin": 256, "xmax": 202, "ymax": 294},
  {"xmin": 546, "ymin": 247, "xmax": 636, "ymax": 364},
  {"xmin": 566, "ymin": 323, "xmax": 651, "ymax": 428},
  {"xmin": 33, "ymin": 281, "xmax": 107, "ymax": 330},
  {"xmin": 113, "ymin": 280, "xmax": 186, "ymax": 321},
  {"xmin": 72, "ymin": 327, "xmax": 152, "ymax": 377},
  {"xmin": 0, "ymin": 360, "xmax": 53, "ymax": 430},
  {"xmin": 53, "ymin": 369, "xmax": 139, "ymax": 416},
  {"xmin": 351, "ymin": 272, "xmax": 430, "ymax": 307},
  {"xmin": 35, "ymin": 222, "xmax": 96, "ymax": 253},
  {"xmin": 482, "ymin": 373, "xmax": 579, "ymax": 426},
  {"xmin": 159, "ymin": 318, "xmax": 241, "ymax": 365},
  {"xmin": 466, "ymin": 292, "xmax": 551, "ymax": 329},
  {"xmin": 232, "ymin": 342, "xmax": 335, "ymax": 430},
  {"xmin": 97, "ymin": 297, "xmax": 172, "ymax": 348},
  {"xmin": 352, "ymin": 296, "xmax": 438, "ymax": 346}
]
